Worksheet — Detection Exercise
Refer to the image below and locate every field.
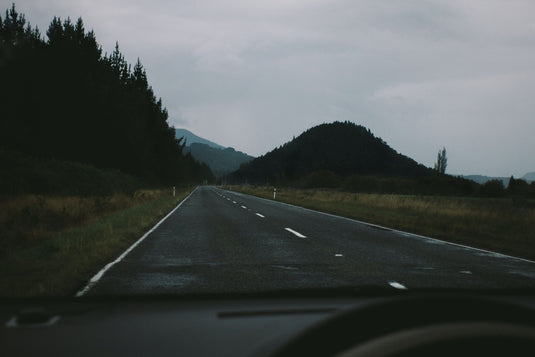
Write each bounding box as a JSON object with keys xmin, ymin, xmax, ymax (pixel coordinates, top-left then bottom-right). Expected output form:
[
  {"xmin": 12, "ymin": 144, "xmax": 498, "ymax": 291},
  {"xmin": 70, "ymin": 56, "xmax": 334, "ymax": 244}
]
[
  {"xmin": 228, "ymin": 186, "xmax": 535, "ymax": 261},
  {"xmin": 0, "ymin": 188, "xmax": 193, "ymax": 296}
]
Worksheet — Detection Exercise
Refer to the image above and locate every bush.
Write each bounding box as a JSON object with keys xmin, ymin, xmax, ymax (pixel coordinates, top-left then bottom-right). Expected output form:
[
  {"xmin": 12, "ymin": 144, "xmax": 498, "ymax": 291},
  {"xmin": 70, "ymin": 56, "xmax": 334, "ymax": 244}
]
[
  {"xmin": 0, "ymin": 149, "xmax": 144, "ymax": 196},
  {"xmin": 479, "ymin": 179, "xmax": 505, "ymax": 197}
]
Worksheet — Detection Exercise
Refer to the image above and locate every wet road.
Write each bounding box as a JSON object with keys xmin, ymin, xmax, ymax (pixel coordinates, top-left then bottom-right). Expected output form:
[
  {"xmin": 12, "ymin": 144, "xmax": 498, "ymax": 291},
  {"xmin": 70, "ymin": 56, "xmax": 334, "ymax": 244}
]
[{"xmin": 82, "ymin": 186, "xmax": 535, "ymax": 295}]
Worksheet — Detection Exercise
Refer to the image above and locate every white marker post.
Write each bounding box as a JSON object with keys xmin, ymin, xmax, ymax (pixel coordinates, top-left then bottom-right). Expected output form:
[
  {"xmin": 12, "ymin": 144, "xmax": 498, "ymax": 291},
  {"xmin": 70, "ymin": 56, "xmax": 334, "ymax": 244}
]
[
  {"xmin": 173, "ymin": 186, "xmax": 176, "ymax": 197},
  {"xmin": 273, "ymin": 188, "xmax": 277, "ymax": 200}
]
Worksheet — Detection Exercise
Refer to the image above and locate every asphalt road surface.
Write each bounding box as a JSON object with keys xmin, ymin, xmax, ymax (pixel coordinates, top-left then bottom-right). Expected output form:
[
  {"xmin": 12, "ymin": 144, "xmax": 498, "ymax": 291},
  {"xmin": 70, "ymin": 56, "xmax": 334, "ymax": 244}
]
[{"xmin": 82, "ymin": 186, "xmax": 535, "ymax": 295}]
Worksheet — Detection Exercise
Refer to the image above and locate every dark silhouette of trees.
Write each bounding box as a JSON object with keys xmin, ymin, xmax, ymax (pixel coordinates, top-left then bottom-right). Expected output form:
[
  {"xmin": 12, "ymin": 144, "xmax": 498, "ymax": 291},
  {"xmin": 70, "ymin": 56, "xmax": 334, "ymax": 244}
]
[
  {"xmin": 434, "ymin": 147, "xmax": 447, "ymax": 174},
  {"xmin": 0, "ymin": 4, "xmax": 213, "ymax": 186},
  {"xmin": 508, "ymin": 176, "xmax": 530, "ymax": 196},
  {"xmin": 480, "ymin": 179, "xmax": 505, "ymax": 197}
]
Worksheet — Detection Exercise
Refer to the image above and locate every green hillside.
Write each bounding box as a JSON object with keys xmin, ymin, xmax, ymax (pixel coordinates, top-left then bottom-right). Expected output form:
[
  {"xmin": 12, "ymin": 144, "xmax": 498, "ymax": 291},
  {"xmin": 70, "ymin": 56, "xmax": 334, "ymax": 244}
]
[{"xmin": 185, "ymin": 143, "xmax": 253, "ymax": 177}]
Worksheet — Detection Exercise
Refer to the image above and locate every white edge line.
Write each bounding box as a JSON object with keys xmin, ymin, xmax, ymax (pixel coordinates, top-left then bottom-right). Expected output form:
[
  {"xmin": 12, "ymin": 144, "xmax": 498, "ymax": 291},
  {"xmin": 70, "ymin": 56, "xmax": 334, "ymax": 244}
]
[
  {"xmin": 75, "ymin": 186, "xmax": 199, "ymax": 297},
  {"xmin": 217, "ymin": 189, "xmax": 535, "ymax": 265},
  {"xmin": 389, "ymin": 281, "xmax": 408, "ymax": 290},
  {"xmin": 285, "ymin": 227, "xmax": 307, "ymax": 238},
  {"xmin": 255, "ymin": 213, "xmax": 265, "ymax": 218}
]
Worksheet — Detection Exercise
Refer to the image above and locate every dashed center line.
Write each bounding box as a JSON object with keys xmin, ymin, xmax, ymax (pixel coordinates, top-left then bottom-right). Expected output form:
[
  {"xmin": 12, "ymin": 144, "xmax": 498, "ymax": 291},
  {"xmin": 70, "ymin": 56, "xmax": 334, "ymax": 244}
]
[
  {"xmin": 335, "ymin": 254, "xmax": 343, "ymax": 257},
  {"xmin": 241, "ymin": 205, "xmax": 247, "ymax": 209},
  {"xmin": 232, "ymin": 201, "xmax": 237, "ymax": 204},
  {"xmin": 285, "ymin": 228, "xmax": 307, "ymax": 238},
  {"xmin": 255, "ymin": 213, "xmax": 265, "ymax": 218},
  {"xmin": 460, "ymin": 270, "xmax": 472, "ymax": 274},
  {"xmin": 388, "ymin": 281, "xmax": 408, "ymax": 290}
]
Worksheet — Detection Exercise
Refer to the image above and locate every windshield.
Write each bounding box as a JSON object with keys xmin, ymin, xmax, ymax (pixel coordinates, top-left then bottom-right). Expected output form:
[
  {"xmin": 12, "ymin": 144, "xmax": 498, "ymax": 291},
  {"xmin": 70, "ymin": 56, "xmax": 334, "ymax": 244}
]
[{"xmin": 1, "ymin": 1, "xmax": 534, "ymax": 298}]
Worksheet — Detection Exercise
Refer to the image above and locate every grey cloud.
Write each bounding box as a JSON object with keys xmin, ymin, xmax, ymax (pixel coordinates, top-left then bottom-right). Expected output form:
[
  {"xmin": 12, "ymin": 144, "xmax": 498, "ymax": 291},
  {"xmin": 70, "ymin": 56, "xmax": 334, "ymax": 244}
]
[{"xmin": 13, "ymin": 0, "xmax": 535, "ymax": 176}]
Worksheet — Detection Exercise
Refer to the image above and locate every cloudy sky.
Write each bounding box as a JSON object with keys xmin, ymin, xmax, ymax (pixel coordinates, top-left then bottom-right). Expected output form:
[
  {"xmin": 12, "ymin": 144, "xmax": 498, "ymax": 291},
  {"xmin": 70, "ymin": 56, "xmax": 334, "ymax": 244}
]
[{"xmin": 10, "ymin": 0, "xmax": 535, "ymax": 177}]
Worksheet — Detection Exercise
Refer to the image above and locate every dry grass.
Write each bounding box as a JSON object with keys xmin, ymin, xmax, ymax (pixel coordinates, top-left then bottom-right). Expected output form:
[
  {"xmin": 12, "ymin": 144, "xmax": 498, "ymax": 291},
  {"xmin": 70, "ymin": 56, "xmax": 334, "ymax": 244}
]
[
  {"xmin": 0, "ymin": 189, "xmax": 169, "ymax": 256},
  {"xmin": 0, "ymin": 187, "xmax": 192, "ymax": 296},
  {"xmin": 228, "ymin": 186, "xmax": 535, "ymax": 260}
]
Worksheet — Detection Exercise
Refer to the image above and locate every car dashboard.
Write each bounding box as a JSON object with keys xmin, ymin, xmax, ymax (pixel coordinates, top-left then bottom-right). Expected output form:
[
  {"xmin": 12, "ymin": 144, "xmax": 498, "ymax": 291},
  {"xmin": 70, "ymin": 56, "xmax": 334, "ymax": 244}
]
[{"xmin": 3, "ymin": 291, "xmax": 535, "ymax": 356}]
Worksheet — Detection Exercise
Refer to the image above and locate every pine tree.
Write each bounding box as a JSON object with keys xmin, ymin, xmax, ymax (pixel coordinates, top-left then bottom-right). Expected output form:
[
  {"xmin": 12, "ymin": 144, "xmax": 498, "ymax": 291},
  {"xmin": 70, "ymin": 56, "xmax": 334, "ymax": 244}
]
[
  {"xmin": 2, "ymin": 3, "xmax": 26, "ymax": 45},
  {"xmin": 46, "ymin": 16, "xmax": 63, "ymax": 46}
]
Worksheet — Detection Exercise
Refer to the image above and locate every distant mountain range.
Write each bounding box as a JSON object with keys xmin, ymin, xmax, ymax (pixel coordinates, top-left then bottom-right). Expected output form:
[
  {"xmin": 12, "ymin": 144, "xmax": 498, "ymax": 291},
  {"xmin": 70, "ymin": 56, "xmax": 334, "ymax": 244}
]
[
  {"xmin": 523, "ymin": 172, "xmax": 535, "ymax": 181},
  {"xmin": 175, "ymin": 129, "xmax": 254, "ymax": 177},
  {"xmin": 462, "ymin": 175, "xmax": 510, "ymax": 186},
  {"xmin": 175, "ymin": 129, "xmax": 225, "ymax": 150},
  {"xmin": 175, "ymin": 125, "xmax": 533, "ymax": 185},
  {"xmin": 230, "ymin": 121, "xmax": 432, "ymax": 184},
  {"xmin": 463, "ymin": 173, "xmax": 534, "ymax": 185}
]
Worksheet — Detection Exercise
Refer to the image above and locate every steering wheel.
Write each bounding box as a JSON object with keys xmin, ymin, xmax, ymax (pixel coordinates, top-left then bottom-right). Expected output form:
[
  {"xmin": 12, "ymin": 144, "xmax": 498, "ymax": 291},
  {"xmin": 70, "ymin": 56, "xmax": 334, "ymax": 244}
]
[{"xmin": 272, "ymin": 294, "xmax": 535, "ymax": 356}]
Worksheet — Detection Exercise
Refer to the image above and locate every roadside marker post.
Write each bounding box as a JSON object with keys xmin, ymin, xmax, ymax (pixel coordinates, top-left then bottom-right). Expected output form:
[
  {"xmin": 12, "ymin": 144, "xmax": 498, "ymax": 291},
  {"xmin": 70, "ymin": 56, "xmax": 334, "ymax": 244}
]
[
  {"xmin": 173, "ymin": 186, "xmax": 176, "ymax": 197},
  {"xmin": 273, "ymin": 188, "xmax": 277, "ymax": 200}
]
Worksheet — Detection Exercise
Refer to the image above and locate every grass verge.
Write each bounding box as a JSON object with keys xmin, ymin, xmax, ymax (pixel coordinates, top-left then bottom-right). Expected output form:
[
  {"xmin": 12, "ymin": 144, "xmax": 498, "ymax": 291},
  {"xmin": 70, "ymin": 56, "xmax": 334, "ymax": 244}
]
[
  {"xmin": 227, "ymin": 186, "xmax": 535, "ymax": 261},
  {"xmin": 0, "ymin": 187, "xmax": 193, "ymax": 297}
]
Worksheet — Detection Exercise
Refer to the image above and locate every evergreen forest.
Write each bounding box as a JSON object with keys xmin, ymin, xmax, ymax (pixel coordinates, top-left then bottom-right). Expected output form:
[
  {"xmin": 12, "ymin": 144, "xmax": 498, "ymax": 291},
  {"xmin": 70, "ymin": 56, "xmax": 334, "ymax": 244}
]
[{"xmin": 0, "ymin": 4, "xmax": 213, "ymax": 194}]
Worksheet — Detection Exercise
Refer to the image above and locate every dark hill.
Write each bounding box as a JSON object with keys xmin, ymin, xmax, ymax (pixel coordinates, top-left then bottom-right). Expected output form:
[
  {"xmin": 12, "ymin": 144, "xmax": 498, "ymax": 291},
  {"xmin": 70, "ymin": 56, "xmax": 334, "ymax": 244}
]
[{"xmin": 231, "ymin": 121, "xmax": 432, "ymax": 184}]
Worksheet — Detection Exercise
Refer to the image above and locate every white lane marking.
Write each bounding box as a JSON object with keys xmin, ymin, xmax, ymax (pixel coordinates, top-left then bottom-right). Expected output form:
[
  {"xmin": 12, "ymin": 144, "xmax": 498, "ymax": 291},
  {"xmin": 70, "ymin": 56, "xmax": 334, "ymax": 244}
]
[
  {"xmin": 388, "ymin": 281, "xmax": 408, "ymax": 290},
  {"xmin": 285, "ymin": 227, "xmax": 307, "ymax": 238},
  {"xmin": 256, "ymin": 213, "xmax": 265, "ymax": 218},
  {"xmin": 218, "ymin": 189, "xmax": 535, "ymax": 265},
  {"xmin": 460, "ymin": 270, "xmax": 472, "ymax": 274},
  {"xmin": 76, "ymin": 187, "xmax": 199, "ymax": 297},
  {"xmin": 272, "ymin": 265, "xmax": 299, "ymax": 271},
  {"xmin": 241, "ymin": 205, "xmax": 247, "ymax": 209},
  {"xmin": 335, "ymin": 254, "xmax": 343, "ymax": 257},
  {"xmin": 232, "ymin": 201, "xmax": 237, "ymax": 204}
]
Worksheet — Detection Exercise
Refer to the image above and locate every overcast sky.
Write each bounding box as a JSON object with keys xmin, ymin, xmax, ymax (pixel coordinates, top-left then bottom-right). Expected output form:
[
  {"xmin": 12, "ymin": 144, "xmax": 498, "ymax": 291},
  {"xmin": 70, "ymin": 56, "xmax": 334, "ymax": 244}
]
[{"xmin": 10, "ymin": 0, "xmax": 535, "ymax": 177}]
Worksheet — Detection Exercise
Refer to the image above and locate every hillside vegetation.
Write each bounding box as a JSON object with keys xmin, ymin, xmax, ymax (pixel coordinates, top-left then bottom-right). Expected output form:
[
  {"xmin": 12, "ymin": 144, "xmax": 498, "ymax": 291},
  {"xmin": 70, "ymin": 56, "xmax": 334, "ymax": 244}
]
[{"xmin": 186, "ymin": 143, "xmax": 254, "ymax": 177}]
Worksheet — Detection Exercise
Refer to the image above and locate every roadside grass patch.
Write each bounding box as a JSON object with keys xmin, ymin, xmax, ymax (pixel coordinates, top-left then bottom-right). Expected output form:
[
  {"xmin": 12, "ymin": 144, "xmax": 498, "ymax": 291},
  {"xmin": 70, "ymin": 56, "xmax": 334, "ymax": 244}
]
[{"xmin": 0, "ymin": 188, "xmax": 192, "ymax": 297}]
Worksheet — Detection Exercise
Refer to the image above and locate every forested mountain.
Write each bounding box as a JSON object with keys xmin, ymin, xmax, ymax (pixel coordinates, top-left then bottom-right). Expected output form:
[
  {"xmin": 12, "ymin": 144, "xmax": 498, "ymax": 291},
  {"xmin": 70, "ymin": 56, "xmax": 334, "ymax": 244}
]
[
  {"xmin": 184, "ymin": 143, "xmax": 253, "ymax": 177},
  {"xmin": 231, "ymin": 121, "xmax": 432, "ymax": 184},
  {"xmin": 0, "ymin": 5, "xmax": 213, "ymax": 187}
]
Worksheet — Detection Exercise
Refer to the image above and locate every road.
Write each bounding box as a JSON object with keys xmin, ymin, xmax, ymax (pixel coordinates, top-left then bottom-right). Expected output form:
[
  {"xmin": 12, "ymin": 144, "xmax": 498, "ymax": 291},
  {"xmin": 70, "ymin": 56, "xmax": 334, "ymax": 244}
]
[{"xmin": 82, "ymin": 186, "xmax": 535, "ymax": 295}]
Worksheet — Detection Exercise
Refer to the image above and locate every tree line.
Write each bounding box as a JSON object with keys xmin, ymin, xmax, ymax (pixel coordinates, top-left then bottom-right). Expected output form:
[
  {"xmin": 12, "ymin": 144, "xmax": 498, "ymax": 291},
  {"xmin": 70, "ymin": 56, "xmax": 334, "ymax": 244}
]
[{"xmin": 0, "ymin": 4, "xmax": 213, "ymax": 187}]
